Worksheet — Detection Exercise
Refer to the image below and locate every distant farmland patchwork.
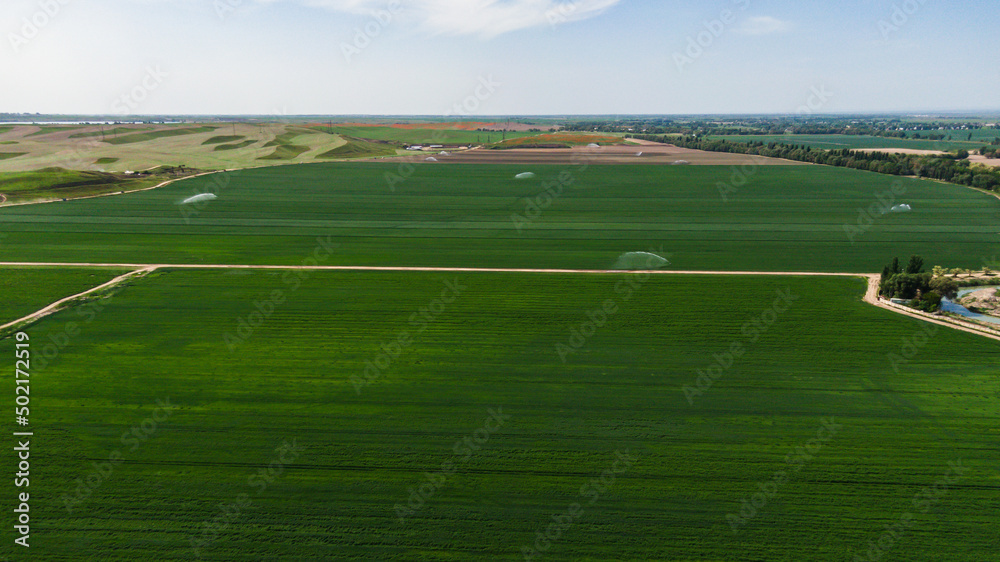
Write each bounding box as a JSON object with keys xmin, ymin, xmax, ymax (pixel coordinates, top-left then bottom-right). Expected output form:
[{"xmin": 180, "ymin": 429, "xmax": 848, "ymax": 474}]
[{"xmin": 323, "ymin": 124, "xmax": 540, "ymax": 145}]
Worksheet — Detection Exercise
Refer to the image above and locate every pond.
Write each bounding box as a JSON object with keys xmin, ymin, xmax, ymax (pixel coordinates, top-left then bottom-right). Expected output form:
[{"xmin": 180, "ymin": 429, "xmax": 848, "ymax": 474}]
[{"xmin": 940, "ymin": 286, "xmax": 1000, "ymax": 325}]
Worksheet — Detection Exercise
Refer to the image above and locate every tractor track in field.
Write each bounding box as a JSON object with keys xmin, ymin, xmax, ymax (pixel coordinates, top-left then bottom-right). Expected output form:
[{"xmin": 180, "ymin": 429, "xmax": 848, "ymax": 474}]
[
  {"xmin": 0, "ymin": 266, "xmax": 156, "ymax": 333},
  {"xmin": 0, "ymin": 170, "xmax": 226, "ymax": 208},
  {"xmin": 2, "ymin": 263, "xmax": 999, "ymax": 343}
]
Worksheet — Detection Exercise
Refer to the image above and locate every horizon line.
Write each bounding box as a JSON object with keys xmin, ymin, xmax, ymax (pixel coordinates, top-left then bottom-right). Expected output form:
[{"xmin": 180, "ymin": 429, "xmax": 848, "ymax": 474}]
[{"xmin": 3, "ymin": 111, "xmax": 1000, "ymax": 119}]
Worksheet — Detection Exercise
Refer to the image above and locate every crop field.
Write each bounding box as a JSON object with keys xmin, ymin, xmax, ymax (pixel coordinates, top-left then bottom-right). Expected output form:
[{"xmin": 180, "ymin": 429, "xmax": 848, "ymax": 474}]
[
  {"xmin": 323, "ymin": 125, "xmax": 540, "ymax": 145},
  {"xmin": 901, "ymin": 128, "xmax": 1000, "ymax": 144},
  {"xmin": 0, "ymin": 266, "xmax": 125, "ymax": 325},
  {"xmin": 429, "ymin": 143, "xmax": 791, "ymax": 165},
  {"xmin": 707, "ymin": 134, "xmax": 986, "ymax": 152},
  {"xmin": 7, "ymin": 0, "xmax": 1000, "ymax": 557},
  {"xmin": 3, "ymin": 151, "xmax": 999, "ymax": 561},
  {"xmin": 1, "ymin": 163, "xmax": 996, "ymax": 272},
  {"xmin": 5, "ymin": 270, "xmax": 997, "ymax": 560},
  {"xmin": 495, "ymin": 132, "xmax": 623, "ymax": 148},
  {"xmin": 316, "ymin": 138, "xmax": 398, "ymax": 159}
]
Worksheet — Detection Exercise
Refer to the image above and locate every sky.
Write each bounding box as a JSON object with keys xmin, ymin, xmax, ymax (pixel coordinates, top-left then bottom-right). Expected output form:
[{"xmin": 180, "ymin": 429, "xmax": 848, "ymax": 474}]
[{"xmin": 2, "ymin": 0, "xmax": 999, "ymax": 116}]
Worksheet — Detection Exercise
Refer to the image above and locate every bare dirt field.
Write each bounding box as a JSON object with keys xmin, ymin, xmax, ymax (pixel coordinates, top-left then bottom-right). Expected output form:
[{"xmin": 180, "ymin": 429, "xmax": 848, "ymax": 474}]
[
  {"xmin": 401, "ymin": 142, "xmax": 801, "ymax": 166},
  {"xmin": 856, "ymin": 148, "xmax": 947, "ymax": 155},
  {"xmin": 969, "ymin": 154, "xmax": 1000, "ymax": 167}
]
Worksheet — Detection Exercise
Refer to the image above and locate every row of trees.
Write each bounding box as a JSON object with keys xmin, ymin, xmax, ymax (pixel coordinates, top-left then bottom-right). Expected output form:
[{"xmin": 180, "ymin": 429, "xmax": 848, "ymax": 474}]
[
  {"xmin": 563, "ymin": 116, "xmax": 1000, "ymax": 140},
  {"xmin": 635, "ymin": 135, "xmax": 1000, "ymax": 192}
]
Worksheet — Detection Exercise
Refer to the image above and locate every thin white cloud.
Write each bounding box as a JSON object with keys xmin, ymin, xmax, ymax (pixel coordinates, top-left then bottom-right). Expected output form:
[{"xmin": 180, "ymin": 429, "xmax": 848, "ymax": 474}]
[
  {"xmin": 264, "ymin": 0, "xmax": 623, "ymax": 37},
  {"xmin": 738, "ymin": 16, "xmax": 791, "ymax": 36}
]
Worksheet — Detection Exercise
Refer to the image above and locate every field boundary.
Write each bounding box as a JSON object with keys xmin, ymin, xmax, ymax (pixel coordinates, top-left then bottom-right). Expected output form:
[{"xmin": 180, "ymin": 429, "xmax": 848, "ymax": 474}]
[
  {"xmin": 3, "ymin": 262, "xmax": 999, "ymax": 343},
  {"xmin": 0, "ymin": 267, "xmax": 155, "ymax": 333},
  {"xmin": 0, "ymin": 262, "xmax": 867, "ymax": 276}
]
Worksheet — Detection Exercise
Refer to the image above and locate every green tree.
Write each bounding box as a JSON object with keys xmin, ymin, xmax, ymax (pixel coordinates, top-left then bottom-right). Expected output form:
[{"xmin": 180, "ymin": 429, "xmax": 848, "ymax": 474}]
[
  {"xmin": 905, "ymin": 255, "xmax": 924, "ymax": 274},
  {"xmin": 883, "ymin": 273, "xmax": 932, "ymax": 300},
  {"xmin": 914, "ymin": 291, "xmax": 942, "ymax": 312},
  {"xmin": 973, "ymin": 174, "xmax": 999, "ymax": 190},
  {"xmin": 881, "ymin": 256, "xmax": 903, "ymax": 290},
  {"xmin": 929, "ymin": 276, "xmax": 958, "ymax": 299}
]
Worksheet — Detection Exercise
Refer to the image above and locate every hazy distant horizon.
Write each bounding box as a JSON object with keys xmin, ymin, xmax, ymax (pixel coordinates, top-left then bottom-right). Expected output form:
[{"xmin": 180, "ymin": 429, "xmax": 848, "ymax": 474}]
[
  {"xmin": 3, "ymin": 0, "xmax": 998, "ymax": 115},
  {"xmin": 4, "ymin": 111, "xmax": 1000, "ymax": 121}
]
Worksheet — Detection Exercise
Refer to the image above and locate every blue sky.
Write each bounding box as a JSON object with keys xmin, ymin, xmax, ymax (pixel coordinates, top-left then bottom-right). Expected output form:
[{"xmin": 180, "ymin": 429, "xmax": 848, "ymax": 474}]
[{"xmin": 3, "ymin": 0, "xmax": 998, "ymax": 115}]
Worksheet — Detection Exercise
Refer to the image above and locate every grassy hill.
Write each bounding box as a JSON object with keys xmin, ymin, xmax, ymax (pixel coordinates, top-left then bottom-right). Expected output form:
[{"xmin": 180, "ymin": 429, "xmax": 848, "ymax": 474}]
[{"xmin": 316, "ymin": 137, "xmax": 398, "ymax": 159}]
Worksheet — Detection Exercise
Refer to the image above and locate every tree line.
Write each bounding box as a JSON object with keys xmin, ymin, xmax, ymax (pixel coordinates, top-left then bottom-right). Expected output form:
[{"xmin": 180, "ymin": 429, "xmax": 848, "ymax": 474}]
[
  {"xmin": 634, "ymin": 135, "xmax": 1000, "ymax": 192},
  {"xmin": 562, "ymin": 116, "xmax": 1000, "ymax": 141}
]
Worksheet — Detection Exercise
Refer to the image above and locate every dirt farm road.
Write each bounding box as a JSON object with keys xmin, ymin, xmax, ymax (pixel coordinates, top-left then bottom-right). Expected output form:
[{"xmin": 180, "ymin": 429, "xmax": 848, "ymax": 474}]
[
  {"xmin": 2, "ymin": 263, "xmax": 998, "ymax": 343},
  {"xmin": 0, "ymin": 266, "xmax": 156, "ymax": 332}
]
